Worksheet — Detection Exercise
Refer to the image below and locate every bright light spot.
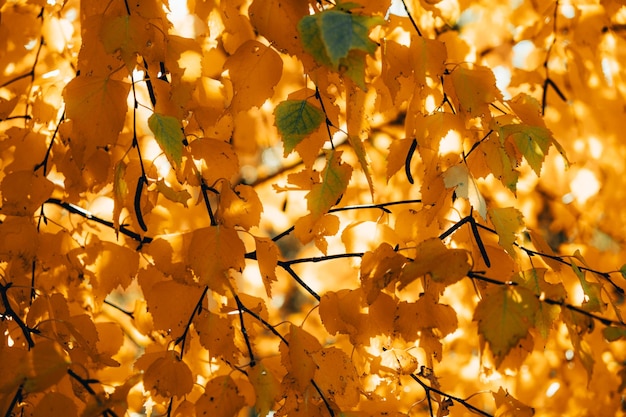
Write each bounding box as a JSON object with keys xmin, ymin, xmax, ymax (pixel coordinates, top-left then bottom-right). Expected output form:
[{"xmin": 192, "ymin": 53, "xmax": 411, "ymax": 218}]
[
  {"xmin": 512, "ymin": 40, "xmax": 534, "ymax": 69},
  {"xmin": 546, "ymin": 381, "xmax": 560, "ymax": 397},
  {"xmin": 565, "ymin": 349, "xmax": 575, "ymax": 361},
  {"xmin": 587, "ymin": 136, "xmax": 603, "ymax": 159},
  {"xmin": 439, "ymin": 130, "xmax": 462, "ymax": 154},
  {"xmin": 24, "ymin": 38, "xmax": 38, "ymax": 50},
  {"xmin": 569, "ymin": 168, "xmax": 600, "ymax": 204},
  {"xmin": 132, "ymin": 69, "xmax": 145, "ymax": 82},
  {"xmin": 493, "ymin": 66, "xmax": 511, "ymax": 99},
  {"xmin": 560, "ymin": 4, "xmax": 576, "ymax": 19},
  {"xmin": 5, "ymin": 330, "xmax": 14, "ymax": 347},
  {"xmin": 42, "ymin": 69, "xmax": 60, "ymax": 79},
  {"xmin": 388, "ymin": 0, "xmax": 408, "ymax": 16},
  {"xmin": 601, "ymin": 57, "xmax": 617, "ymax": 87}
]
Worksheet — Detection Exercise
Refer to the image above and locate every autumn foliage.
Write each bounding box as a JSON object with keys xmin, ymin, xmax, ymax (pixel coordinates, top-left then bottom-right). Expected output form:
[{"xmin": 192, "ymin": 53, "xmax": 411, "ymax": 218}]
[{"xmin": 2, "ymin": 0, "xmax": 626, "ymax": 415}]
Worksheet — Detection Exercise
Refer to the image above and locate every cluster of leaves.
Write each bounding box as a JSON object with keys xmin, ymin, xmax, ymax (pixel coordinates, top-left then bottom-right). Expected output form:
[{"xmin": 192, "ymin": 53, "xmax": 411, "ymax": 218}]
[{"xmin": 1, "ymin": 0, "xmax": 626, "ymax": 416}]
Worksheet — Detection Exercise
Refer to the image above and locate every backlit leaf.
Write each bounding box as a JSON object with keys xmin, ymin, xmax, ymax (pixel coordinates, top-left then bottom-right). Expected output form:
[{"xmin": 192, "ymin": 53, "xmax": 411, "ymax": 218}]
[
  {"xmin": 143, "ymin": 351, "xmax": 193, "ymax": 399},
  {"xmin": 195, "ymin": 376, "xmax": 246, "ymax": 417},
  {"xmin": 500, "ymin": 124, "xmax": 552, "ymax": 176},
  {"xmin": 488, "ymin": 207, "xmax": 524, "ymax": 258},
  {"xmin": 449, "ymin": 65, "xmax": 502, "ymax": 117},
  {"xmin": 307, "ymin": 150, "xmax": 352, "ymax": 218},
  {"xmin": 443, "ymin": 164, "xmax": 487, "ymax": 219},
  {"xmin": 298, "ymin": 7, "xmax": 383, "ymax": 68},
  {"xmin": 254, "ymin": 237, "xmax": 279, "ymax": 297},
  {"xmin": 399, "ymin": 238, "xmax": 470, "ymax": 289},
  {"xmin": 148, "ymin": 113, "xmax": 184, "ymax": 167},
  {"xmin": 493, "ymin": 387, "xmax": 535, "ymax": 417},
  {"xmin": 283, "ymin": 324, "xmax": 322, "ymax": 391},
  {"xmin": 0, "ymin": 170, "xmax": 54, "ymax": 216},
  {"xmin": 194, "ymin": 310, "xmax": 238, "ymax": 360},
  {"xmin": 218, "ymin": 183, "xmax": 263, "ymax": 230},
  {"xmin": 249, "ymin": 362, "xmax": 280, "ymax": 417},
  {"xmin": 155, "ymin": 179, "xmax": 191, "ymax": 207},
  {"xmin": 63, "ymin": 75, "xmax": 129, "ymax": 164},
  {"xmin": 274, "ymin": 99, "xmax": 324, "ymax": 155},
  {"xmin": 225, "ymin": 40, "xmax": 283, "ymax": 112},
  {"xmin": 187, "ymin": 226, "xmax": 246, "ymax": 293},
  {"xmin": 312, "ymin": 347, "xmax": 360, "ymax": 407},
  {"xmin": 474, "ymin": 286, "xmax": 539, "ymax": 366}
]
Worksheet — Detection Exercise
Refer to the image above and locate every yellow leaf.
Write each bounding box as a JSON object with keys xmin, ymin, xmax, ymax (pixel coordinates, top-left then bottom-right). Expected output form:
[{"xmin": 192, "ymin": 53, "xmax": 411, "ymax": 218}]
[
  {"xmin": 155, "ymin": 179, "xmax": 191, "ymax": 207},
  {"xmin": 474, "ymin": 286, "xmax": 539, "ymax": 366},
  {"xmin": 395, "ymin": 294, "xmax": 458, "ymax": 341},
  {"xmin": 398, "ymin": 238, "xmax": 469, "ymax": 289},
  {"xmin": 360, "ymin": 243, "xmax": 407, "ymax": 304},
  {"xmin": 218, "ymin": 183, "xmax": 263, "ymax": 230},
  {"xmin": 488, "ymin": 207, "xmax": 524, "ymax": 258},
  {"xmin": 443, "ymin": 164, "xmax": 487, "ymax": 219},
  {"xmin": 449, "ymin": 65, "xmax": 502, "ymax": 117}
]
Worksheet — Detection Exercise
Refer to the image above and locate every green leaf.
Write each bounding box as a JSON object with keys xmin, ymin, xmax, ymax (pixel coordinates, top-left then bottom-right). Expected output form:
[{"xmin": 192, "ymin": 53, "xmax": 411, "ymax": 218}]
[
  {"xmin": 148, "ymin": 113, "xmax": 184, "ymax": 167},
  {"xmin": 620, "ymin": 264, "xmax": 626, "ymax": 280},
  {"xmin": 307, "ymin": 150, "xmax": 352, "ymax": 218},
  {"xmin": 603, "ymin": 326, "xmax": 626, "ymax": 342},
  {"xmin": 274, "ymin": 100, "xmax": 324, "ymax": 155},
  {"xmin": 500, "ymin": 124, "xmax": 552, "ymax": 176},
  {"xmin": 474, "ymin": 285, "xmax": 539, "ymax": 366},
  {"xmin": 297, "ymin": 6, "xmax": 383, "ymax": 87}
]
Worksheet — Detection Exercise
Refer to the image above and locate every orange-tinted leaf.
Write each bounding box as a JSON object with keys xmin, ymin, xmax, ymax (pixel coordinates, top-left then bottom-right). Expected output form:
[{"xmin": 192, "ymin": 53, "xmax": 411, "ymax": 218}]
[
  {"xmin": 194, "ymin": 310, "xmax": 239, "ymax": 360},
  {"xmin": 360, "ymin": 243, "xmax": 407, "ymax": 304},
  {"xmin": 225, "ymin": 40, "xmax": 283, "ymax": 112},
  {"xmin": 398, "ymin": 238, "xmax": 469, "ymax": 289},
  {"xmin": 63, "ymin": 75, "xmax": 129, "ymax": 163},
  {"xmin": 138, "ymin": 268, "xmax": 205, "ymax": 338},
  {"xmin": 284, "ymin": 324, "xmax": 322, "ymax": 390},
  {"xmin": 249, "ymin": 0, "xmax": 308, "ymax": 56},
  {"xmin": 395, "ymin": 294, "xmax": 458, "ymax": 341},
  {"xmin": 155, "ymin": 179, "xmax": 191, "ymax": 207},
  {"xmin": 143, "ymin": 351, "xmax": 193, "ymax": 399},
  {"xmin": 312, "ymin": 347, "xmax": 360, "ymax": 407},
  {"xmin": 189, "ymin": 138, "xmax": 239, "ymax": 184},
  {"xmin": 219, "ymin": 183, "xmax": 263, "ymax": 230},
  {"xmin": 0, "ymin": 170, "xmax": 54, "ymax": 216},
  {"xmin": 89, "ymin": 239, "xmax": 140, "ymax": 299},
  {"xmin": 249, "ymin": 362, "xmax": 280, "ymax": 417},
  {"xmin": 254, "ymin": 237, "xmax": 279, "ymax": 297},
  {"xmin": 187, "ymin": 226, "xmax": 246, "ymax": 292},
  {"xmin": 294, "ymin": 213, "xmax": 340, "ymax": 254},
  {"xmin": 33, "ymin": 392, "xmax": 78, "ymax": 417},
  {"xmin": 492, "ymin": 387, "xmax": 535, "ymax": 417},
  {"xmin": 24, "ymin": 341, "xmax": 70, "ymax": 393},
  {"xmin": 195, "ymin": 375, "xmax": 247, "ymax": 417}
]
